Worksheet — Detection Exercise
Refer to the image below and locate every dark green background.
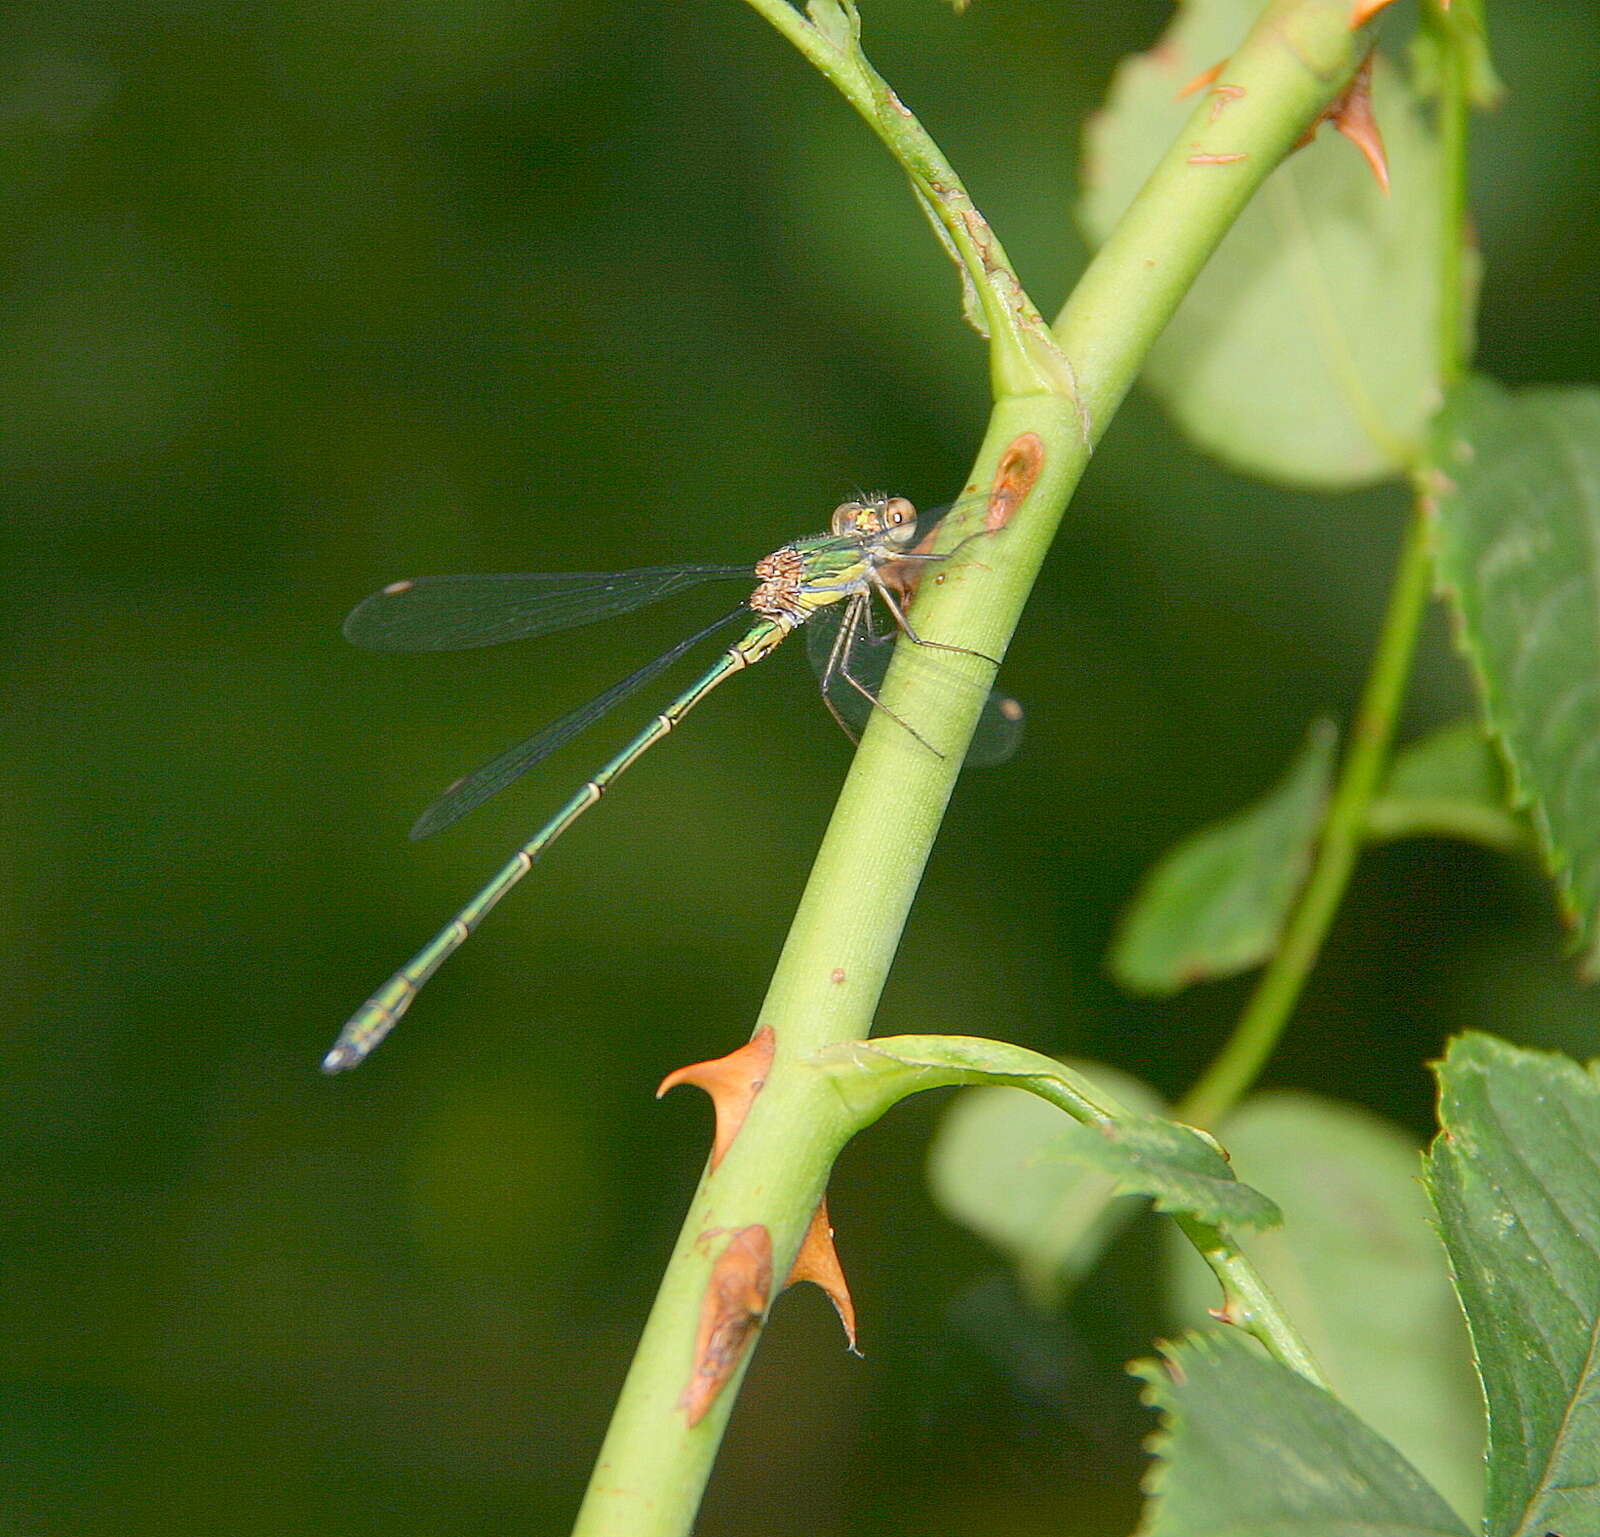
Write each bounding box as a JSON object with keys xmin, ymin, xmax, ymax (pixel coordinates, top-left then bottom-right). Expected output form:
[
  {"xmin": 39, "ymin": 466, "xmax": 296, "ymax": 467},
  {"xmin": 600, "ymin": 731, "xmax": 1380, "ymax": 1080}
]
[{"xmin": 4, "ymin": 1, "xmax": 1596, "ymax": 1532}]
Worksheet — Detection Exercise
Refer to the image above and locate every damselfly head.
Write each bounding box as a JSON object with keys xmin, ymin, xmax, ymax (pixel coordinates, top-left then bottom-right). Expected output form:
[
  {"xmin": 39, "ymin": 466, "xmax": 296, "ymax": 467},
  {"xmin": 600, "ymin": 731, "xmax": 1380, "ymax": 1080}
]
[{"xmin": 830, "ymin": 494, "xmax": 920, "ymax": 548}]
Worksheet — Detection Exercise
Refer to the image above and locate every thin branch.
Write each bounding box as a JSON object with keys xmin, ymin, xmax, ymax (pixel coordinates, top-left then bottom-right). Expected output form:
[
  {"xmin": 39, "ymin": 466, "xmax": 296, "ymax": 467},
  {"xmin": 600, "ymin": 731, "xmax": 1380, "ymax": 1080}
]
[
  {"xmin": 1178, "ymin": 0, "xmax": 1478, "ymax": 1129},
  {"xmin": 739, "ymin": 0, "xmax": 1077, "ymax": 401},
  {"xmin": 573, "ymin": 5, "xmax": 1374, "ymax": 1532}
]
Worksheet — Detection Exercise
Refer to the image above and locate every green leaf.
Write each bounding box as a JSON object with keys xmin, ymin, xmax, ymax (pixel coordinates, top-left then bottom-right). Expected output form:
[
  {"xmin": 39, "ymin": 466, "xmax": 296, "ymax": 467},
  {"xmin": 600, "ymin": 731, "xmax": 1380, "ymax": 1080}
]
[
  {"xmin": 1133, "ymin": 1330, "xmax": 1473, "ymax": 1537},
  {"xmin": 1167, "ymin": 1093, "xmax": 1484, "ymax": 1524},
  {"xmin": 1425, "ymin": 1033, "xmax": 1600, "ymax": 1537},
  {"xmin": 1038, "ymin": 1112, "xmax": 1279, "ymax": 1234},
  {"xmin": 1080, "ymin": 10, "xmax": 1451, "ymax": 488},
  {"xmin": 1366, "ymin": 718, "xmax": 1524, "ymax": 852},
  {"xmin": 928, "ymin": 1061, "xmax": 1165, "ymax": 1308},
  {"xmin": 1111, "ymin": 721, "xmax": 1336, "ymax": 996},
  {"xmin": 1430, "ymin": 379, "xmax": 1600, "ymax": 969}
]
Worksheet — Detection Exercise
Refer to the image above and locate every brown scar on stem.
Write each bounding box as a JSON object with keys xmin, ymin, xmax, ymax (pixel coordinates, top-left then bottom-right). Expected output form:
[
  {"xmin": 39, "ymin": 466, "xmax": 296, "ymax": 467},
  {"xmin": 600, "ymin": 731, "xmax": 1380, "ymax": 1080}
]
[
  {"xmin": 1188, "ymin": 152, "xmax": 1249, "ymax": 166},
  {"xmin": 1207, "ymin": 84, "xmax": 1246, "ymax": 122},
  {"xmin": 785, "ymin": 1197, "xmax": 860, "ymax": 1354},
  {"xmin": 987, "ymin": 432, "xmax": 1044, "ymax": 532},
  {"xmin": 1173, "ymin": 61, "xmax": 1247, "ymax": 124},
  {"xmin": 680, "ymin": 1225, "xmax": 772, "ymax": 1426},
  {"xmin": 657, "ymin": 1025, "xmax": 775, "ymax": 1170},
  {"xmin": 1294, "ymin": 48, "xmax": 1388, "ymax": 193},
  {"xmin": 881, "ymin": 435, "xmax": 1039, "ymax": 601}
]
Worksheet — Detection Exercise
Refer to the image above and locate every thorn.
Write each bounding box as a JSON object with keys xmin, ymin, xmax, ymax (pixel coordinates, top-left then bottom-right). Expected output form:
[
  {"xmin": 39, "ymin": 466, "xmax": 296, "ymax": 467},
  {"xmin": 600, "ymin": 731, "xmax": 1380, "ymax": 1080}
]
[
  {"xmin": 1176, "ymin": 59, "xmax": 1226, "ymax": 100},
  {"xmin": 658, "ymin": 1026, "xmax": 776, "ymax": 1170},
  {"xmin": 680, "ymin": 1226, "xmax": 772, "ymax": 1426},
  {"xmin": 785, "ymin": 1198, "xmax": 860, "ymax": 1354},
  {"xmin": 1331, "ymin": 51, "xmax": 1389, "ymax": 192},
  {"xmin": 1351, "ymin": 0, "xmax": 1444, "ymax": 21},
  {"xmin": 1294, "ymin": 49, "xmax": 1389, "ymax": 194}
]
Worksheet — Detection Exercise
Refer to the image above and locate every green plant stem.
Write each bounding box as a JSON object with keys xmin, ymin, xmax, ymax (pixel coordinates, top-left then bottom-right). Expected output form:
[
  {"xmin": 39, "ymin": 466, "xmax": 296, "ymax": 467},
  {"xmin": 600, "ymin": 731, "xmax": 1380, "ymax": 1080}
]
[
  {"xmin": 572, "ymin": 6, "xmax": 1371, "ymax": 1534},
  {"xmin": 1179, "ymin": 0, "xmax": 1477, "ymax": 1132},
  {"xmin": 1179, "ymin": 509, "xmax": 1433, "ymax": 1129},
  {"xmin": 1427, "ymin": 0, "xmax": 1472, "ymax": 389},
  {"xmin": 1171, "ymin": 1213, "xmax": 1326, "ymax": 1386}
]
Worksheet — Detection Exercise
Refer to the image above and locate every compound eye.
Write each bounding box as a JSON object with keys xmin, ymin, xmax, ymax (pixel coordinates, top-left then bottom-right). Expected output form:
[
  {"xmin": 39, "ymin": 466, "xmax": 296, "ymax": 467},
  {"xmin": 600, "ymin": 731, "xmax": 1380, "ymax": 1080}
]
[
  {"xmin": 830, "ymin": 500, "xmax": 868, "ymax": 536},
  {"xmin": 884, "ymin": 496, "xmax": 917, "ymax": 529}
]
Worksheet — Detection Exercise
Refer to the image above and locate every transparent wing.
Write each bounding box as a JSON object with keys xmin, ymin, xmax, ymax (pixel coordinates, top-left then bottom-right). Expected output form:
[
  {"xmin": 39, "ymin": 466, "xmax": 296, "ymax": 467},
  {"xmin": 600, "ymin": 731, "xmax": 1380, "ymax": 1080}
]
[
  {"xmin": 805, "ymin": 601, "xmax": 1023, "ymax": 768},
  {"xmin": 410, "ymin": 607, "xmax": 750, "ymax": 839},
  {"xmin": 344, "ymin": 564, "xmax": 752, "ymax": 653}
]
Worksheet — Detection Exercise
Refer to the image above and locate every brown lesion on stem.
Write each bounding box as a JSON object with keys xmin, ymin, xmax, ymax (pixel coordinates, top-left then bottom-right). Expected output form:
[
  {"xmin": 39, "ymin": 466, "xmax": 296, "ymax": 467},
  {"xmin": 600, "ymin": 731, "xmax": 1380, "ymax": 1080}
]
[
  {"xmin": 884, "ymin": 429, "xmax": 1044, "ymax": 598},
  {"xmin": 657, "ymin": 1025, "xmax": 776, "ymax": 1171},
  {"xmin": 986, "ymin": 432, "xmax": 1044, "ymax": 532},
  {"xmin": 784, "ymin": 1197, "xmax": 859, "ymax": 1354},
  {"xmin": 681, "ymin": 1225, "xmax": 773, "ymax": 1426}
]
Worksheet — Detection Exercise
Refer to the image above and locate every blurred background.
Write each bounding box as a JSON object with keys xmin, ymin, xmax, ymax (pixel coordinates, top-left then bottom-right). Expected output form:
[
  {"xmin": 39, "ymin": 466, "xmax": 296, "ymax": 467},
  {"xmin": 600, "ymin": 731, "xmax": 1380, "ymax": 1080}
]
[{"xmin": 3, "ymin": 0, "xmax": 1597, "ymax": 1532}]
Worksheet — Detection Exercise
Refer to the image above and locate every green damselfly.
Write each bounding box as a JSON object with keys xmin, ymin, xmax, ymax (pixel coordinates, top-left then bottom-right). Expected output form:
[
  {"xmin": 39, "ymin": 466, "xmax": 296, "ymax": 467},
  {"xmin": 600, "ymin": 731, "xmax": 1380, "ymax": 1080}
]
[{"xmin": 325, "ymin": 495, "xmax": 1020, "ymax": 1072}]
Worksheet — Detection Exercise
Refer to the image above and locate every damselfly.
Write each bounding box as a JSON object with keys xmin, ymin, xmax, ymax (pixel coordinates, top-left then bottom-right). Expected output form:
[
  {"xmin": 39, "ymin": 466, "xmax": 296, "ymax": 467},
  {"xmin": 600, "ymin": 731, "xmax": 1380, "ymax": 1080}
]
[{"xmin": 324, "ymin": 495, "xmax": 1020, "ymax": 1072}]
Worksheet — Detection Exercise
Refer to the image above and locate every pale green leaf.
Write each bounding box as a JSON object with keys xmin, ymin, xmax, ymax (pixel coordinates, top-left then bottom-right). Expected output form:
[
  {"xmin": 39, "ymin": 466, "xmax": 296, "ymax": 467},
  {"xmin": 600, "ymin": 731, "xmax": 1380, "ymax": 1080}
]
[
  {"xmin": 1133, "ymin": 1330, "xmax": 1472, "ymax": 1537},
  {"xmin": 1167, "ymin": 1093, "xmax": 1483, "ymax": 1524},
  {"xmin": 1367, "ymin": 718, "xmax": 1524, "ymax": 851},
  {"xmin": 1425, "ymin": 1033, "xmax": 1600, "ymax": 1537},
  {"xmin": 928, "ymin": 1061, "xmax": 1165, "ymax": 1308},
  {"xmin": 1430, "ymin": 379, "xmax": 1600, "ymax": 969},
  {"xmin": 1080, "ymin": 7, "xmax": 1451, "ymax": 488},
  {"xmin": 1111, "ymin": 721, "xmax": 1335, "ymax": 995}
]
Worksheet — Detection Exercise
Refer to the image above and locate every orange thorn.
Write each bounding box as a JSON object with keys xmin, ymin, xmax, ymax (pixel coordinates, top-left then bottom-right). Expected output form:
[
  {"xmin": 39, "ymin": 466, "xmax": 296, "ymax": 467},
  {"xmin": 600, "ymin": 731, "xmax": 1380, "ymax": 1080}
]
[
  {"xmin": 680, "ymin": 1225, "xmax": 772, "ymax": 1426},
  {"xmin": 1293, "ymin": 49, "xmax": 1389, "ymax": 194},
  {"xmin": 1176, "ymin": 60, "xmax": 1225, "ymax": 100},
  {"xmin": 1351, "ymin": 0, "xmax": 1437, "ymax": 22},
  {"xmin": 1332, "ymin": 51, "xmax": 1389, "ymax": 193},
  {"xmin": 785, "ymin": 1198, "xmax": 859, "ymax": 1354},
  {"xmin": 657, "ymin": 1026, "xmax": 775, "ymax": 1170},
  {"xmin": 986, "ymin": 432, "xmax": 1044, "ymax": 532}
]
